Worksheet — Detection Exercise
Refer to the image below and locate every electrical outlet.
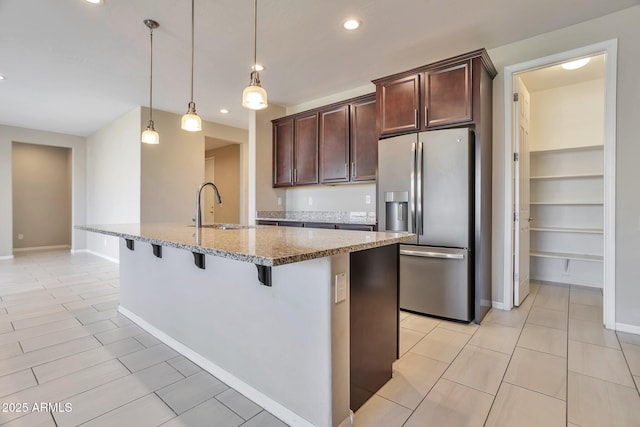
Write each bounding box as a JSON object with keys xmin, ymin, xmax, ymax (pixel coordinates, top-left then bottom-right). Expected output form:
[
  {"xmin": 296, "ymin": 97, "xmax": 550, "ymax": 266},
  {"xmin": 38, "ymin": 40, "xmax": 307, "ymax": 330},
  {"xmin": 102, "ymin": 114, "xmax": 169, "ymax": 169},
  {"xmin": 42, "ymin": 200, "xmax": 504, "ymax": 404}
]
[
  {"xmin": 308, "ymin": 197, "xmax": 313, "ymax": 206},
  {"xmin": 104, "ymin": 238, "xmax": 108, "ymax": 247},
  {"xmin": 365, "ymin": 195, "xmax": 371, "ymax": 205},
  {"xmin": 334, "ymin": 272, "xmax": 347, "ymax": 303},
  {"xmin": 277, "ymin": 197, "xmax": 282, "ymax": 206},
  {"xmin": 17, "ymin": 233, "xmax": 24, "ymax": 240}
]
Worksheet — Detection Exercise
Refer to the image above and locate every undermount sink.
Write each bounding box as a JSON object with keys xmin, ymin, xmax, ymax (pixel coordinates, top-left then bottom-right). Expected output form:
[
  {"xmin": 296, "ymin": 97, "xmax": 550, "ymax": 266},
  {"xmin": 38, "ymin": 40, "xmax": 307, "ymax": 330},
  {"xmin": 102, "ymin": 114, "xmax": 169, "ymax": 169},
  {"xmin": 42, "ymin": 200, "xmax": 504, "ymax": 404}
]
[{"xmin": 189, "ymin": 223, "xmax": 255, "ymax": 230}]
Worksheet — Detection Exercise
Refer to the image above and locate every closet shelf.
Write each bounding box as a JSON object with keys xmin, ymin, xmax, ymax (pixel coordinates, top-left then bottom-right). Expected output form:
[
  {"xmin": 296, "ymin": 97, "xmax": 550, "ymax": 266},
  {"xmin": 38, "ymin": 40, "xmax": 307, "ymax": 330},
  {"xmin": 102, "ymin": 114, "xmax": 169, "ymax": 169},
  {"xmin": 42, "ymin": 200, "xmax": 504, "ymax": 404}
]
[
  {"xmin": 530, "ymin": 201, "xmax": 603, "ymax": 206},
  {"xmin": 530, "ymin": 227, "xmax": 603, "ymax": 234},
  {"xmin": 530, "ymin": 251, "xmax": 603, "ymax": 262},
  {"xmin": 530, "ymin": 145, "xmax": 604, "ymax": 154},
  {"xmin": 530, "ymin": 173, "xmax": 603, "ymax": 180}
]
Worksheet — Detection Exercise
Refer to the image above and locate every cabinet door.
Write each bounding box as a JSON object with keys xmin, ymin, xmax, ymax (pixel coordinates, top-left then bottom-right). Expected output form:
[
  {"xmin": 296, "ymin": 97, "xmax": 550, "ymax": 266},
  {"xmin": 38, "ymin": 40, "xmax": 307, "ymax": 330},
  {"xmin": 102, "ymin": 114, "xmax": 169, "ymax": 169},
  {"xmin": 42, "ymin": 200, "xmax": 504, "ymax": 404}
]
[
  {"xmin": 319, "ymin": 105, "xmax": 350, "ymax": 184},
  {"xmin": 294, "ymin": 113, "xmax": 319, "ymax": 185},
  {"xmin": 350, "ymin": 96, "xmax": 377, "ymax": 181},
  {"xmin": 377, "ymin": 74, "xmax": 420, "ymax": 136},
  {"xmin": 272, "ymin": 119, "xmax": 294, "ymax": 187},
  {"xmin": 423, "ymin": 61, "xmax": 472, "ymax": 128}
]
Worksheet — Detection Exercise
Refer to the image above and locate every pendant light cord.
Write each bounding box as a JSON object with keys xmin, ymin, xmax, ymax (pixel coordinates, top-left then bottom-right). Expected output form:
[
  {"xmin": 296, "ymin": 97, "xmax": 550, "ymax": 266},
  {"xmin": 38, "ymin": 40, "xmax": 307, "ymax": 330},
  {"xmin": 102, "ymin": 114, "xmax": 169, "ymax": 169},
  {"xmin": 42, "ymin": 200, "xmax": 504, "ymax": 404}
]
[
  {"xmin": 149, "ymin": 25, "xmax": 154, "ymax": 123},
  {"xmin": 190, "ymin": 0, "xmax": 195, "ymax": 103},
  {"xmin": 253, "ymin": 0, "xmax": 257, "ymax": 70}
]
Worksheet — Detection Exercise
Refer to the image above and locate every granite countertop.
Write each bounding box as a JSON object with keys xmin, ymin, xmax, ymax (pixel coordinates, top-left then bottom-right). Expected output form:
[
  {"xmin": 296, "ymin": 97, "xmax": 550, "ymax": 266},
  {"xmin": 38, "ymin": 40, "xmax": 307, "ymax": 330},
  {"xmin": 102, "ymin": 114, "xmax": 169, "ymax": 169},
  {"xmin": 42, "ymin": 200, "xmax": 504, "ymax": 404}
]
[
  {"xmin": 256, "ymin": 210, "xmax": 376, "ymax": 225},
  {"xmin": 76, "ymin": 223, "xmax": 412, "ymax": 267}
]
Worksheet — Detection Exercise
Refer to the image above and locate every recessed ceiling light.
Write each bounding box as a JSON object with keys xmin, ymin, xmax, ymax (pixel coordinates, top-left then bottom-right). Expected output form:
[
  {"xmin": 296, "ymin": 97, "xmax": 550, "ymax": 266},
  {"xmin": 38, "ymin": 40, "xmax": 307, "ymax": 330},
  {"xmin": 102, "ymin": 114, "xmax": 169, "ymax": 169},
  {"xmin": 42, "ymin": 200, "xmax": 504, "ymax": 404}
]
[
  {"xmin": 0, "ymin": 75, "xmax": 5, "ymax": 80},
  {"xmin": 220, "ymin": 109, "xmax": 229, "ymax": 114},
  {"xmin": 251, "ymin": 64, "xmax": 264, "ymax": 72},
  {"xmin": 561, "ymin": 57, "xmax": 590, "ymax": 70},
  {"xmin": 85, "ymin": 0, "xmax": 103, "ymax": 4},
  {"xmin": 343, "ymin": 19, "xmax": 361, "ymax": 30}
]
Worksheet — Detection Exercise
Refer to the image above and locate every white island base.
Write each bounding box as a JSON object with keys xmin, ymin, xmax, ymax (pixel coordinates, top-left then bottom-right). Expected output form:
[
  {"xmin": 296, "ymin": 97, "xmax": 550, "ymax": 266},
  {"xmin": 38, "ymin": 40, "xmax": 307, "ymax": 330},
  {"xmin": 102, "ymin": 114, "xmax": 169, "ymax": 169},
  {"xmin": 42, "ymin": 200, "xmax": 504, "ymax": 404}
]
[{"xmin": 118, "ymin": 239, "xmax": 351, "ymax": 427}]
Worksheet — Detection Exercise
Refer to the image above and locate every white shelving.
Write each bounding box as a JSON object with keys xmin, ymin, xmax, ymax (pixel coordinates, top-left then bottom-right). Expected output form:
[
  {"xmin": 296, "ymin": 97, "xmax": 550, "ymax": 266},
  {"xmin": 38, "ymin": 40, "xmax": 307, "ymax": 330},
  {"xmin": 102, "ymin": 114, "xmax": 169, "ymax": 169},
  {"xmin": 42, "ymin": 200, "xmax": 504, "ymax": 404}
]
[
  {"xmin": 530, "ymin": 227, "xmax": 603, "ymax": 234},
  {"xmin": 529, "ymin": 145, "xmax": 604, "ymax": 288},
  {"xmin": 530, "ymin": 173, "xmax": 603, "ymax": 180}
]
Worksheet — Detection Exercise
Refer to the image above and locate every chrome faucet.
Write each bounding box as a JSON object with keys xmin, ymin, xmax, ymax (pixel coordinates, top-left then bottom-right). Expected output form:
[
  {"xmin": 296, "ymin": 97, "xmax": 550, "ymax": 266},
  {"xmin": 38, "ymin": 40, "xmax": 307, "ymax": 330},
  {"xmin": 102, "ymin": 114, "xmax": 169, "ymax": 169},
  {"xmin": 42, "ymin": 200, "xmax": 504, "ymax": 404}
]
[{"xmin": 194, "ymin": 182, "xmax": 223, "ymax": 228}]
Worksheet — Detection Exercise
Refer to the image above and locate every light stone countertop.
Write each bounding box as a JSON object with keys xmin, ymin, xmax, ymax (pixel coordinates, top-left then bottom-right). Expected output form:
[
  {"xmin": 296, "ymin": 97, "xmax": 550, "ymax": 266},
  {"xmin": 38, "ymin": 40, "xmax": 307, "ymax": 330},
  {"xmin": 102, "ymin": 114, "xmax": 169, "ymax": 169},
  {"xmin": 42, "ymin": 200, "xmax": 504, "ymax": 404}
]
[{"xmin": 76, "ymin": 223, "xmax": 412, "ymax": 267}]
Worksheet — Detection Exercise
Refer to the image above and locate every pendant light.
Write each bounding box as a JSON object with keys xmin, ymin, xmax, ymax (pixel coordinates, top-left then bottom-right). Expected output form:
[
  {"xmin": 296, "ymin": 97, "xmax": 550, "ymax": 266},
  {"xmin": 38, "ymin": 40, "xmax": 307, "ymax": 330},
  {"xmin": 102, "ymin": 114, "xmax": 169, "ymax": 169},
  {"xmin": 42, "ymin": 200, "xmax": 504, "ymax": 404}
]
[
  {"xmin": 242, "ymin": 0, "xmax": 268, "ymax": 110},
  {"xmin": 181, "ymin": 0, "xmax": 202, "ymax": 131},
  {"xmin": 141, "ymin": 19, "xmax": 160, "ymax": 144}
]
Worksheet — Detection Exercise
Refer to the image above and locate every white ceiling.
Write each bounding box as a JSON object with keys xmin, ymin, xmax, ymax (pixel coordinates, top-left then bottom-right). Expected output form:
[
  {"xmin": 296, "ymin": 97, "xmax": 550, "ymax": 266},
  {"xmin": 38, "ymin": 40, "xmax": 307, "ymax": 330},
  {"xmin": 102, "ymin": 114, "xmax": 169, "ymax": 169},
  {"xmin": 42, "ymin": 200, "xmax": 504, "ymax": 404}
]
[
  {"xmin": 520, "ymin": 54, "xmax": 605, "ymax": 92},
  {"xmin": 0, "ymin": 0, "xmax": 637, "ymax": 136}
]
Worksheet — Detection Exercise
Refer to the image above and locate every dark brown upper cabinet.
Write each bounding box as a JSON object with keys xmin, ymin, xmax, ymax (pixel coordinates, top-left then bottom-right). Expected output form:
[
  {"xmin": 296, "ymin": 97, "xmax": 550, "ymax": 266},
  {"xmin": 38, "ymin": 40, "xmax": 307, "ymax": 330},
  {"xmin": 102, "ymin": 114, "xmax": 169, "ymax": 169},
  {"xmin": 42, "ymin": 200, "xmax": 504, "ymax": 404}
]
[
  {"xmin": 293, "ymin": 112, "xmax": 319, "ymax": 185},
  {"xmin": 373, "ymin": 49, "xmax": 496, "ymax": 137},
  {"xmin": 376, "ymin": 74, "xmax": 420, "ymax": 136},
  {"xmin": 423, "ymin": 60, "xmax": 472, "ymax": 128},
  {"xmin": 350, "ymin": 96, "xmax": 378, "ymax": 181},
  {"xmin": 272, "ymin": 94, "xmax": 377, "ymax": 188},
  {"xmin": 319, "ymin": 105, "xmax": 350, "ymax": 184},
  {"xmin": 272, "ymin": 119, "xmax": 294, "ymax": 187}
]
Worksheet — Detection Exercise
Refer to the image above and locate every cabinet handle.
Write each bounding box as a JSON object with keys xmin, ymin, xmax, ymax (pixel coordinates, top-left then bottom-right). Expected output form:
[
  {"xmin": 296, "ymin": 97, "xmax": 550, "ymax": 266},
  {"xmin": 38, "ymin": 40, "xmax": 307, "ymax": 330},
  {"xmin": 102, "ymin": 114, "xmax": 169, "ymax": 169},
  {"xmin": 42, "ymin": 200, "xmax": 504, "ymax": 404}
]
[
  {"xmin": 352, "ymin": 162, "xmax": 355, "ymax": 179},
  {"xmin": 290, "ymin": 169, "xmax": 293, "ymax": 182},
  {"xmin": 294, "ymin": 168, "xmax": 297, "ymax": 182},
  {"xmin": 344, "ymin": 164, "xmax": 348, "ymax": 179},
  {"xmin": 414, "ymin": 109, "xmax": 418, "ymax": 126},
  {"xmin": 424, "ymin": 106, "xmax": 428, "ymax": 126}
]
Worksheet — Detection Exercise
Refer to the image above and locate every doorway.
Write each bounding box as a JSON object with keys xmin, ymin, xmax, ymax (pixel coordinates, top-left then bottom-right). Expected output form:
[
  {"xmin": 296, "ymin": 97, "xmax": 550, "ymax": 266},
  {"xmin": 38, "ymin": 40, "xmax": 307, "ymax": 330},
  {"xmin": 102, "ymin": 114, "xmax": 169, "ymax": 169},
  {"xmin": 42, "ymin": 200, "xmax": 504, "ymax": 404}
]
[
  {"xmin": 204, "ymin": 137, "xmax": 241, "ymax": 224},
  {"xmin": 12, "ymin": 142, "xmax": 72, "ymax": 251},
  {"xmin": 503, "ymin": 40, "xmax": 617, "ymax": 329}
]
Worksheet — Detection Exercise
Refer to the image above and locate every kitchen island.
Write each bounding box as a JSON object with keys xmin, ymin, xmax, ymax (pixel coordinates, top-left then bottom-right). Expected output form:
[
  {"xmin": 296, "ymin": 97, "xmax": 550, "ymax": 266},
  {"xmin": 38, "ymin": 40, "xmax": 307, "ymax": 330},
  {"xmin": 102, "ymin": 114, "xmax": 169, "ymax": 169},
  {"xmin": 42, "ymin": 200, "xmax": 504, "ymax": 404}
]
[{"xmin": 77, "ymin": 223, "xmax": 411, "ymax": 427}]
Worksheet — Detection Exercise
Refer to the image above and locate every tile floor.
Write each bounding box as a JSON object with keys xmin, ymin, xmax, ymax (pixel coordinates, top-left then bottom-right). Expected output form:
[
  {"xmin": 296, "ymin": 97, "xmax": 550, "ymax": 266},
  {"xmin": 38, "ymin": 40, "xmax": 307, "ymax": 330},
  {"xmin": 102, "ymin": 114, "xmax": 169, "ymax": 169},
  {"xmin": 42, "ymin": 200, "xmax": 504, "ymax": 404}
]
[
  {"xmin": 0, "ymin": 250, "xmax": 285, "ymax": 427},
  {"xmin": 356, "ymin": 281, "xmax": 640, "ymax": 427},
  {"xmin": 1, "ymin": 250, "xmax": 639, "ymax": 426}
]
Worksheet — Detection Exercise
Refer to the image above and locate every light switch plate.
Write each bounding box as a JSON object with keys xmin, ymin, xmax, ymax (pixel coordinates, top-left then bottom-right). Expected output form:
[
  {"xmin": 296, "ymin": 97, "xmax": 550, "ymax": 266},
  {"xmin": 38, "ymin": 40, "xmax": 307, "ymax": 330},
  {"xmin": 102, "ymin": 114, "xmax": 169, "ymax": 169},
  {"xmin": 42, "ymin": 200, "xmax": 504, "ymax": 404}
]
[
  {"xmin": 365, "ymin": 195, "xmax": 371, "ymax": 204},
  {"xmin": 335, "ymin": 272, "xmax": 347, "ymax": 303}
]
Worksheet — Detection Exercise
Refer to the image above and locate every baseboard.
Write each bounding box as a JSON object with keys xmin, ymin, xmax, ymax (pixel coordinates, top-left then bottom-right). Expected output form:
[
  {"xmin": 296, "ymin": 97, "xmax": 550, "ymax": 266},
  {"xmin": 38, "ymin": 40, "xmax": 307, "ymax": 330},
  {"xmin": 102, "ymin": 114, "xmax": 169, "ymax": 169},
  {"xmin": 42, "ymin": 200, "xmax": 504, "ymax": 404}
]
[
  {"xmin": 0, "ymin": 255, "xmax": 14, "ymax": 261},
  {"xmin": 615, "ymin": 322, "xmax": 640, "ymax": 335},
  {"xmin": 70, "ymin": 248, "xmax": 88, "ymax": 254},
  {"xmin": 118, "ymin": 307, "xmax": 315, "ymax": 427},
  {"xmin": 13, "ymin": 245, "xmax": 70, "ymax": 253},
  {"xmin": 86, "ymin": 250, "xmax": 119, "ymax": 264},
  {"xmin": 492, "ymin": 301, "xmax": 508, "ymax": 310}
]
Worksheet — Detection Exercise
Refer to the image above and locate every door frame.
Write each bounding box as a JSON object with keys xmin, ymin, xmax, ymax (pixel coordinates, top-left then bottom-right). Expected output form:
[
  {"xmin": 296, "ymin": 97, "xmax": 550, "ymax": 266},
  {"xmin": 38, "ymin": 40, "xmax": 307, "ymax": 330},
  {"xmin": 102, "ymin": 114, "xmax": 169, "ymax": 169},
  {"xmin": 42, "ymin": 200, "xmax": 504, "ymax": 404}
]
[{"xmin": 502, "ymin": 39, "xmax": 617, "ymax": 329}]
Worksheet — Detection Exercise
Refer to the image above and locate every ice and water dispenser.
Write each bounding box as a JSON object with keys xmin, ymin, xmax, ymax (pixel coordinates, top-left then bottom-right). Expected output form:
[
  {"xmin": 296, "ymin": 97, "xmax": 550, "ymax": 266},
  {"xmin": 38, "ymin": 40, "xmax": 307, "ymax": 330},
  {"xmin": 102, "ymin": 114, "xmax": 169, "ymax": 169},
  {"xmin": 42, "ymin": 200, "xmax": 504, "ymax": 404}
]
[{"xmin": 384, "ymin": 191, "xmax": 409, "ymax": 232}]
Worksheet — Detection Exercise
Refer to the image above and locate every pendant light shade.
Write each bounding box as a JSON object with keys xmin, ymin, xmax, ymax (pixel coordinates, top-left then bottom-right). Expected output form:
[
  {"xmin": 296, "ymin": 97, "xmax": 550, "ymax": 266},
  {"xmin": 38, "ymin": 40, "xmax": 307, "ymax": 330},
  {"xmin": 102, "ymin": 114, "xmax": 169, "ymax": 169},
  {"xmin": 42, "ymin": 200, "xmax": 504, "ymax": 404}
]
[
  {"xmin": 242, "ymin": 71, "xmax": 268, "ymax": 110},
  {"xmin": 142, "ymin": 19, "xmax": 160, "ymax": 144},
  {"xmin": 181, "ymin": 103, "xmax": 202, "ymax": 131},
  {"xmin": 242, "ymin": 0, "xmax": 268, "ymax": 110},
  {"xmin": 181, "ymin": 0, "xmax": 202, "ymax": 131},
  {"xmin": 141, "ymin": 123, "xmax": 160, "ymax": 144}
]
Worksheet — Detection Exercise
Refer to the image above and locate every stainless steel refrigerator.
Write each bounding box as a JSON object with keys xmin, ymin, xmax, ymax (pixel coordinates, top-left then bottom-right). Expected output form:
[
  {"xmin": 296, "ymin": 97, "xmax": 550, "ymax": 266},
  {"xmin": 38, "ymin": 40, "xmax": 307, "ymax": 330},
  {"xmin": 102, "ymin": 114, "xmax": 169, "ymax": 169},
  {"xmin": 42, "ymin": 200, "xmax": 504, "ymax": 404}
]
[{"xmin": 378, "ymin": 128, "xmax": 474, "ymax": 322}]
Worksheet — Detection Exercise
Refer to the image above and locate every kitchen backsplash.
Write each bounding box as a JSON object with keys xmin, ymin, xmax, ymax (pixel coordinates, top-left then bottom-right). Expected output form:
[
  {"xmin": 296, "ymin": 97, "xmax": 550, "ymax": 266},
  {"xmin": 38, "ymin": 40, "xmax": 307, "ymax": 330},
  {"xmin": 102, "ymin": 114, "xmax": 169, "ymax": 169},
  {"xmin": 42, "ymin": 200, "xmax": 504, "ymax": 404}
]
[{"xmin": 284, "ymin": 183, "xmax": 376, "ymax": 213}]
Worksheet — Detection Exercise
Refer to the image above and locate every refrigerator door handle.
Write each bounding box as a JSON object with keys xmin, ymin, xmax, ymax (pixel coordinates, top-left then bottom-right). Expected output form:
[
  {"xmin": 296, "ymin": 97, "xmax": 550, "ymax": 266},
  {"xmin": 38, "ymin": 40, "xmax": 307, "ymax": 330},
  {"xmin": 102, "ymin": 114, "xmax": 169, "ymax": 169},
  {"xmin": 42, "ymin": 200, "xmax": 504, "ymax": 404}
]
[
  {"xmin": 400, "ymin": 249, "xmax": 465, "ymax": 260},
  {"xmin": 416, "ymin": 141, "xmax": 424, "ymax": 236},
  {"xmin": 410, "ymin": 142, "xmax": 416, "ymax": 234}
]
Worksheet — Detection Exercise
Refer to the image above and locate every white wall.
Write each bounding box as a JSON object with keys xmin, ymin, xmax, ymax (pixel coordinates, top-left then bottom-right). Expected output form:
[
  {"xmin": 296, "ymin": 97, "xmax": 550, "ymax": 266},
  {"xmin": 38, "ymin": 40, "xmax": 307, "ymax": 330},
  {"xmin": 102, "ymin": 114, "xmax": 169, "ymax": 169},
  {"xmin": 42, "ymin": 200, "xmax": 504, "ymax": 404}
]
[
  {"xmin": 487, "ymin": 6, "xmax": 640, "ymax": 328},
  {"xmin": 530, "ymin": 79, "xmax": 605, "ymax": 151},
  {"xmin": 0, "ymin": 124, "xmax": 86, "ymax": 258},
  {"xmin": 285, "ymin": 184, "xmax": 376, "ymax": 213},
  {"xmin": 140, "ymin": 107, "xmax": 247, "ymax": 225},
  {"xmin": 86, "ymin": 107, "xmax": 142, "ymax": 260}
]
